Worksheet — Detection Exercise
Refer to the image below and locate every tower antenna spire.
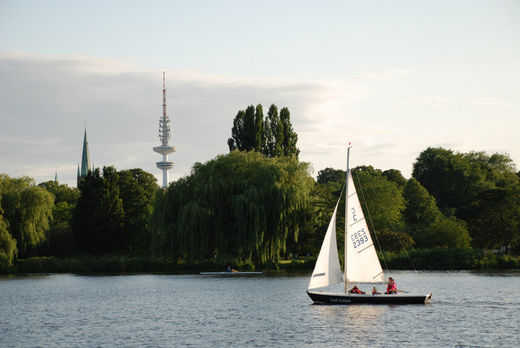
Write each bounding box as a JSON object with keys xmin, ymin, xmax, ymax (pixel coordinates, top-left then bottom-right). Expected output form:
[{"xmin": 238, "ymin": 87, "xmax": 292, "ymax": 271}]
[
  {"xmin": 163, "ymin": 72, "xmax": 167, "ymax": 117},
  {"xmin": 153, "ymin": 71, "xmax": 176, "ymax": 188}
]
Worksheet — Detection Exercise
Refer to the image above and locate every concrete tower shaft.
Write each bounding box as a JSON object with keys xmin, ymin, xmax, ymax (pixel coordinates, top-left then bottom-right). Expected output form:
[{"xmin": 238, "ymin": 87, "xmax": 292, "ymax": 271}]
[{"xmin": 153, "ymin": 72, "xmax": 176, "ymax": 188}]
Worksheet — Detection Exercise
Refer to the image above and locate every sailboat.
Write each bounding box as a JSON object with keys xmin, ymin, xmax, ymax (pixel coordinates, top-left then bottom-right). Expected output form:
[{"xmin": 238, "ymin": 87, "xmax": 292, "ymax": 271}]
[{"xmin": 307, "ymin": 146, "xmax": 432, "ymax": 305}]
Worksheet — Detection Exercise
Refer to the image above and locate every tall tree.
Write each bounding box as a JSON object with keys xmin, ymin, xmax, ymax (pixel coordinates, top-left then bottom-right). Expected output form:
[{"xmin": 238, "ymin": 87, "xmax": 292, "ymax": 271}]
[
  {"xmin": 254, "ymin": 104, "xmax": 265, "ymax": 153},
  {"xmin": 118, "ymin": 169, "xmax": 159, "ymax": 254},
  {"xmin": 264, "ymin": 104, "xmax": 282, "ymax": 157},
  {"xmin": 228, "ymin": 104, "xmax": 299, "ymax": 158},
  {"xmin": 228, "ymin": 110, "xmax": 244, "ymax": 151},
  {"xmin": 279, "ymin": 107, "xmax": 299, "ymax": 158},
  {"xmin": 73, "ymin": 167, "xmax": 124, "ymax": 254}
]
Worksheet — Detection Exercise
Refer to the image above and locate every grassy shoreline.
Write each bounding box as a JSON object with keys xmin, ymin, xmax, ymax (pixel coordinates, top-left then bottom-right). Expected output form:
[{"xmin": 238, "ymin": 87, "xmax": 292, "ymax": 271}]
[{"xmin": 1, "ymin": 248, "xmax": 519, "ymax": 275}]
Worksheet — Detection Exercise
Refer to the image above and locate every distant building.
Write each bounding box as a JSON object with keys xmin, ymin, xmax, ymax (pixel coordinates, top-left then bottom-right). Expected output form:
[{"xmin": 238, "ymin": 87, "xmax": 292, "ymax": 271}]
[
  {"xmin": 77, "ymin": 128, "xmax": 92, "ymax": 186},
  {"xmin": 153, "ymin": 72, "xmax": 176, "ymax": 188}
]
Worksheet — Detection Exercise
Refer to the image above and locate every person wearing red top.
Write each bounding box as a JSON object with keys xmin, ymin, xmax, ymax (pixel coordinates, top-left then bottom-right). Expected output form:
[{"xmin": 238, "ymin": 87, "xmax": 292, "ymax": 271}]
[
  {"xmin": 386, "ymin": 277, "xmax": 397, "ymax": 294},
  {"xmin": 350, "ymin": 285, "xmax": 365, "ymax": 294}
]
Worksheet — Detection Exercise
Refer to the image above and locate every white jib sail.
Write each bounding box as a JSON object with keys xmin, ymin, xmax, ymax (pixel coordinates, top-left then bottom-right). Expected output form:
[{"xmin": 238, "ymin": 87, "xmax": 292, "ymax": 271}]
[
  {"xmin": 345, "ymin": 172, "xmax": 385, "ymax": 284},
  {"xmin": 308, "ymin": 197, "xmax": 344, "ymax": 290}
]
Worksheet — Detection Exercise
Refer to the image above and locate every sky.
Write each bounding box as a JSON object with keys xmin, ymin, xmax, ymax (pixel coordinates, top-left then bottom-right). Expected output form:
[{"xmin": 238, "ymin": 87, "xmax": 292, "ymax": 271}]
[{"xmin": 1, "ymin": 0, "xmax": 519, "ymax": 187}]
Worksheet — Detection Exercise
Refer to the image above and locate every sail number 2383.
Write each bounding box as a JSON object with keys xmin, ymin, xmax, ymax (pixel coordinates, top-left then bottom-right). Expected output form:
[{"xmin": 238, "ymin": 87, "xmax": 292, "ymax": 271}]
[{"xmin": 351, "ymin": 228, "xmax": 368, "ymax": 248}]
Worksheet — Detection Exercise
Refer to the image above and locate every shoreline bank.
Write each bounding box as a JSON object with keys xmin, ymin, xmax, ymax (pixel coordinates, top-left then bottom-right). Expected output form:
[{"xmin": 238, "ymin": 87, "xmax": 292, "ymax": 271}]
[{"xmin": 2, "ymin": 248, "xmax": 520, "ymax": 275}]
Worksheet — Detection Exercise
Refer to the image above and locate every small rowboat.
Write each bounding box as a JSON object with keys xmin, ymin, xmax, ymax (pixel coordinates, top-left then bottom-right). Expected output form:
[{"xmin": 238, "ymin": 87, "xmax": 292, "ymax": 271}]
[{"xmin": 199, "ymin": 272, "xmax": 263, "ymax": 276}]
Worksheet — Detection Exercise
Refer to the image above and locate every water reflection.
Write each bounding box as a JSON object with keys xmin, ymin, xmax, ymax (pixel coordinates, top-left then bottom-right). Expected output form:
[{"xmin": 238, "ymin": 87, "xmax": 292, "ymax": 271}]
[
  {"xmin": 2, "ymin": 272, "xmax": 520, "ymax": 347},
  {"xmin": 345, "ymin": 304, "xmax": 388, "ymax": 322},
  {"xmin": 309, "ymin": 303, "xmax": 389, "ymax": 345}
]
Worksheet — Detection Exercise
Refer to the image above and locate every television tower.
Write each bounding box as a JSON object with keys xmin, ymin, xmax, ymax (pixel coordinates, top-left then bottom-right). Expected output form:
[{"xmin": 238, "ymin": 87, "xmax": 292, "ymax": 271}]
[{"xmin": 153, "ymin": 72, "xmax": 176, "ymax": 188}]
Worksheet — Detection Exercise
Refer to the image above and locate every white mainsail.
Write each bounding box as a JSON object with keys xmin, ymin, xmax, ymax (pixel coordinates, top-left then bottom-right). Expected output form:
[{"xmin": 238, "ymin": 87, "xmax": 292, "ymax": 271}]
[
  {"xmin": 307, "ymin": 197, "xmax": 344, "ymax": 290},
  {"xmin": 345, "ymin": 172, "xmax": 385, "ymax": 284}
]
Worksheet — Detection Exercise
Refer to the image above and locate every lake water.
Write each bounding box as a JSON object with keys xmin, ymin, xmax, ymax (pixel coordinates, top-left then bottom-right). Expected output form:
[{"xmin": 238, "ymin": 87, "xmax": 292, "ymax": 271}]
[{"xmin": 1, "ymin": 271, "xmax": 519, "ymax": 347}]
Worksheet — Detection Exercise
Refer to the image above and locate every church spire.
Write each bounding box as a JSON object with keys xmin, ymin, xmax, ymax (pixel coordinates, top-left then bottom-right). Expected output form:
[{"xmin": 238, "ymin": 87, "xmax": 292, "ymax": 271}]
[
  {"xmin": 81, "ymin": 127, "xmax": 91, "ymax": 177},
  {"xmin": 78, "ymin": 127, "xmax": 92, "ymax": 186}
]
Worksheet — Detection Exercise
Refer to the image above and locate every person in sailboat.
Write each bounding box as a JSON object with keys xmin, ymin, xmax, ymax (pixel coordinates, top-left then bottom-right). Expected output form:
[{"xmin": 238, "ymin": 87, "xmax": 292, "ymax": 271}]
[
  {"xmin": 349, "ymin": 285, "xmax": 365, "ymax": 294},
  {"xmin": 372, "ymin": 286, "xmax": 381, "ymax": 295},
  {"xmin": 385, "ymin": 277, "xmax": 397, "ymax": 294}
]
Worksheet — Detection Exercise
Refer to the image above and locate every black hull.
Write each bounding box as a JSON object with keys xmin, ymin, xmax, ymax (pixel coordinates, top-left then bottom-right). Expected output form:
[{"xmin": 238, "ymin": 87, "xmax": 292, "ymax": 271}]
[{"xmin": 307, "ymin": 290, "xmax": 432, "ymax": 305}]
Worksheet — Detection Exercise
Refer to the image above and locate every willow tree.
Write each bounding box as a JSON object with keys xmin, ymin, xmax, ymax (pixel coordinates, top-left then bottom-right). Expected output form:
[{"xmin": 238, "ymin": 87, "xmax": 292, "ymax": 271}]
[
  {"xmin": 0, "ymin": 175, "xmax": 54, "ymax": 258},
  {"xmin": 151, "ymin": 151, "xmax": 314, "ymax": 263},
  {"xmin": 0, "ymin": 210, "xmax": 17, "ymax": 267}
]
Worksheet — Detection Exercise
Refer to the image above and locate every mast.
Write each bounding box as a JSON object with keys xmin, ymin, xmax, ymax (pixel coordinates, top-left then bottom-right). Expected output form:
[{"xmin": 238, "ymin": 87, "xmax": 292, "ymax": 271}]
[{"xmin": 344, "ymin": 142, "xmax": 351, "ymax": 292}]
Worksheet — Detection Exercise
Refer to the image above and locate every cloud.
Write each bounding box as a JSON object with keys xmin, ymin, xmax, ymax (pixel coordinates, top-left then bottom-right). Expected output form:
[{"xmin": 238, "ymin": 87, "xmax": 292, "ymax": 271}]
[
  {"xmin": 338, "ymin": 68, "xmax": 413, "ymax": 82},
  {"xmin": 2, "ymin": 51, "xmax": 517, "ymax": 187},
  {"xmin": 1, "ymin": 51, "xmax": 389, "ymax": 186},
  {"xmin": 389, "ymin": 97, "xmax": 511, "ymax": 108}
]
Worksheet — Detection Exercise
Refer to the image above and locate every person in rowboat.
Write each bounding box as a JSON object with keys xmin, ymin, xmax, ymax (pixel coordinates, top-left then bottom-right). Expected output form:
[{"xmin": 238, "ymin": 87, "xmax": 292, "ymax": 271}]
[
  {"xmin": 385, "ymin": 277, "xmax": 397, "ymax": 294},
  {"xmin": 226, "ymin": 265, "xmax": 238, "ymax": 273}
]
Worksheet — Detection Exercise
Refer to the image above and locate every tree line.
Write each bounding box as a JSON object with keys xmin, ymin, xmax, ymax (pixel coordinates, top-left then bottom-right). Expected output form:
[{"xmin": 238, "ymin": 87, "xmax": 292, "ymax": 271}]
[
  {"xmin": 1, "ymin": 103, "xmax": 519, "ymax": 269},
  {"xmin": 309, "ymin": 148, "xmax": 520, "ymax": 257},
  {"xmin": 0, "ymin": 168, "xmax": 158, "ymax": 268}
]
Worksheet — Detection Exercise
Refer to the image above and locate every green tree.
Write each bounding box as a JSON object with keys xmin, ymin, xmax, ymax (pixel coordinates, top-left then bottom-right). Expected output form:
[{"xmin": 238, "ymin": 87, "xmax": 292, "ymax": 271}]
[
  {"xmin": 312, "ymin": 166, "xmax": 408, "ymax": 254},
  {"xmin": 0, "ymin": 207, "xmax": 17, "ymax": 267},
  {"xmin": 412, "ymin": 147, "xmax": 517, "ymax": 219},
  {"xmin": 375, "ymin": 228, "xmax": 415, "ymax": 252},
  {"xmin": 403, "ymin": 178, "xmax": 470, "ymax": 248},
  {"xmin": 228, "ymin": 104, "xmax": 299, "ymax": 158},
  {"xmin": 468, "ymin": 186, "xmax": 520, "ymax": 252},
  {"xmin": 307, "ymin": 180, "xmax": 345, "ymax": 258},
  {"xmin": 0, "ymin": 175, "xmax": 54, "ymax": 258},
  {"xmin": 412, "ymin": 147, "xmax": 474, "ymax": 216},
  {"xmin": 151, "ymin": 151, "xmax": 313, "ymax": 263},
  {"xmin": 352, "ymin": 166, "xmax": 405, "ymax": 233},
  {"xmin": 429, "ymin": 216, "xmax": 471, "ymax": 248},
  {"xmin": 317, "ymin": 168, "xmax": 345, "ymax": 185},
  {"xmin": 118, "ymin": 169, "xmax": 159, "ymax": 254},
  {"xmin": 382, "ymin": 169, "xmax": 407, "ymax": 189},
  {"xmin": 38, "ymin": 181, "xmax": 80, "ymax": 206},
  {"xmin": 279, "ymin": 107, "xmax": 299, "ymax": 158},
  {"xmin": 73, "ymin": 167, "xmax": 124, "ymax": 254},
  {"xmin": 228, "ymin": 105, "xmax": 256, "ymax": 152},
  {"xmin": 412, "ymin": 147, "xmax": 518, "ymax": 248},
  {"xmin": 38, "ymin": 181, "xmax": 80, "ymax": 256},
  {"xmin": 254, "ymin": 104, "xmax": 265, "ymax": 153},
  {"xmin": 265, "ymin": 104, "xmax": 282, "ymax": 157}
]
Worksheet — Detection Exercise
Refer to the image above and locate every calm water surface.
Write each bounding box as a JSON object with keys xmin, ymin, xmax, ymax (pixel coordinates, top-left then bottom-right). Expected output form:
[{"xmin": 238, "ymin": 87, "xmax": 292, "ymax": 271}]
[{"xmin": 1, "ymin": 271, "xmax": 519, "ymax": 347}]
